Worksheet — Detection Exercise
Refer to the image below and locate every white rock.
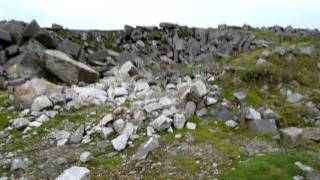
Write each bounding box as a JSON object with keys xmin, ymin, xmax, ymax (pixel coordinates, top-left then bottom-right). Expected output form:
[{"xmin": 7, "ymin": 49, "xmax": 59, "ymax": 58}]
[
  {"xmin": 80, "ymin": 152, "xmax": 93, "ymax": 163},
  {"xmin": 31, "ymin": 95, "xmax": 53, "ymax": 111},
  {"xmin": 36, "ymin": 114, "xmax": 50, "ymax": 123},
  {"xmin": 10, "ymin": 158, "xmax": 31, "ymax": 171},
  {"xmin": 55, "ymin": 166, "xmax": 90, "ymax": 180},
  {"xmin": 113, "ymin": 87, "xmax": 128, "ymax": 97},
  {"xmin": 243, "ymin": 107, "xmax": 261, "ymax": 120},
  {"xmin": 147, "ymin": 126, "xmax": 155, "ymax": 137},
  {"xmin": 99, "ymin": 127, "xmax": 114, "ymax": 139},
  {"xmin": 224, "ymin": 120, "xmax": 238, "ymax": 129},
  {"xmin": 113, "ymin": 119, "xmax": 125, "ymax": 134},
  {"xmin": 206, "ymin": 97, "xmax": 218, "ymax": 106},
  {"xmin": 29, "ymin": 121, "xmax": 42, "ymax": 128},
  {"xmin": 121, "ymin": 122, "xmax": 135, "ymax": 138},
  {"xmin": 150, "ymin": 115, "xmax": 173, "ymax": 132},
  {"xmin": 71, "ymin": 86, "xmax": 107, "ymax": 106},
  {"xmin": 287, "ymin": 92, "xmax": 304, "ymax": 103},
  {"xmin": 233, "ymin": 91, "xmax": 247, "ymax": 101},
  {"xmin": 186, "ymin": 122, "xmax": 197, "ymax": 130},
  {"xmin": 99, "ymin": 114, "xmax": 114, "ymax": 126},
  {"xmin": 12, "ymin": 118, "xmax": 30, "ymax": 129},
  {"xmin": 111, "ymin": 134, "xmax": 129, "ymax": 151},
  {"xmin": 19, "ymin": 109, "xmax": 30, "ymax": 117},
  {"xmin": 144, "ymin": 102, "xmax": 162, "ymax": 113},
  {"xmin": 173, "ymin": 114, "xmax": 186, "ymax": 129},
  {"xmin": 192, "ymin": 80, "xmax": 207, "ymax": 97},
  {"xmin": 159, "ymin": 96, "xmax": 176, "ymax": 109}
]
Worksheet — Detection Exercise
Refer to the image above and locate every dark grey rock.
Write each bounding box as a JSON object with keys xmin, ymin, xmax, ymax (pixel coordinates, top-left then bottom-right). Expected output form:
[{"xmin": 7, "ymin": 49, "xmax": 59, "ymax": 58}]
[
  {"xmin": 0, "ymin": 28, "xmax": 12, "ymax": 47},
  {"xmin": 4, "ymin": 51, "xmax": 45, "ymax": 79},
  {"xmin": 42, "ymin": 50, "xmax": 99, "ymax": 84},
  {"xmin": 22, "ymin": 20, "xmax": 42, "ymax": 39},
  {"xmin": 57, "ymin": 39, "xmax": 81, "ymax": 59},
  {"xmin": 217, "ymin": 107, "xmax": 236, "ymax": 122},
  {"xmin": 248, "ymin": 119, "xmax": 277, "ymax": 133}
]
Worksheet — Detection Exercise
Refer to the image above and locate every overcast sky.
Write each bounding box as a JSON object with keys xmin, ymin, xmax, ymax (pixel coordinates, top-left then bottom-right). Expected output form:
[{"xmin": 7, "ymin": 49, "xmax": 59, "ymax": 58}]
[{"xmin": 0, "ymin": 0, "xmax": 319, "ymax": 30}]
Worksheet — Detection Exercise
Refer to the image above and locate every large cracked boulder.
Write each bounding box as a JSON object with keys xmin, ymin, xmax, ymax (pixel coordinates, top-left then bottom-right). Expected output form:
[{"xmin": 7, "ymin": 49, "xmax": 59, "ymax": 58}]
[
  {"xmin": 4, "ymin": 51, "xmax": 46, "ymax": 79},
  {"xmin": 14, "ymin": 78, "xmax": 62, "ymax": 108},
  {"xmin": 42, "ymin": 50, "xmax": 99, "ymax": 84}
]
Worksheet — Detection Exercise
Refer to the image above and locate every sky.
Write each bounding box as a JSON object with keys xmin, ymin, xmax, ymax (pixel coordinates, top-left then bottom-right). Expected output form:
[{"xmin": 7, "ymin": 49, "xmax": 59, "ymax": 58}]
[{"xmin": 0, "ymin": 0, "xmax": 319, "ymax": 30}]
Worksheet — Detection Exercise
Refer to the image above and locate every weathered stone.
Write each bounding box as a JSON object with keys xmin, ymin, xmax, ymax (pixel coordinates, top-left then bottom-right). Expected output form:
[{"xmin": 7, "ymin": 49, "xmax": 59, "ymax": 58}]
[
  {"xmin": 70, "ymin": 125, "xmax": 85, "ymax": 144},
  {"xmin": 150, "ymin": 115, "xmax": 173, "ymax": 132},
  {"xmin": 113, "ymin": 119, "xmax": 126, "ymax": 134},
  {"xmin": 49, "ymin": 130, "xmax": 71, "ymax": 147},
  {"xmin": 233, "ymin": 91, "xmax": 247, "ymax": 101},
  {"xmin": 263, "ymin": 108, "xmax": 279, "ymax": 119},
  {"xmin": 217, "ymin": 107, "xmax": 236, "ymax": 122},
  {"xmin": 111, "ymin": 134, "xmax": 129, "ymax": 151},
  {"xmin": 248, "ymin": 119, "xmax": 277, "ymax": 133},
  {"xmin": 119, "ymin": 61, "xmax": 138, "ymax": 76},
  {"xmin": 302, "ymin": 128, "xmax": 320, "ymax": 142},
  {"xmin": 55, "ymin": 166, "xmax": 90, "ymax": 180},
  {"xmin": 159, "ymin": 96, "xmax": 176, "ymax": 109},
  {"xmin": 173, "ymin": 113, "xmax": 186, "ymax": 129},
  {"xmin": 22, "ymin": 20, "xmax": 42, "ymax": 39},
  {"xmin": 144, "ymin": 102, "xmax": 162, "ymax": 113},
  {"xmin": 280, "ymin": 127, "xmax": 303, "ymax": 147},
  {"xmin": 42, "ymin": 50, "xmax": 99, "ymax": 84},
  {"xmin": 14, "ymin": 78, "xmax": 61, "ymax": 108},
  {"xmin": 10, "ymin": 158, "xmax": 31, "ymax": 171},
  {"xmin": 242, "ymin": 107, "xmax": 261, "ymax": 120},
  {"xmin": 185, "ymin": 101, "xmax": 196, "ymax": 117},
  {"xmin": 0, "ymin": 28, "xmax": 12, "ymax": 46},
  {"xmin": 31, "ymin": 95, "xmax": 52, "ymax": 111},
  {"xmin": 224, "ymin": 120, "xmax": 238, "ymax": 129},
  {"xmin": 186, "ymin": 122, "xmax": 197, "ymax": 130},
  {"xmin": 4, "ymin": 51, "xmax": 46, "ymax": 79},
  {"xmin": 191, "ymin": 80, "xmax": 207, "ymax": 97},
  {"xmin": 287, "ymin": 92, "xmax": 304, "ymax": 103},
  {"xmin": 12, "ymin": 118, "xmax": 29, "ymax": 130},
  {"xmin": 57, "ymin": 39, "xmax": 81, "ymax": 59},
  {"xmin": 131, "ymin": 136, "xmax": 159, "ymax": 161},
  {"xmin": 206, "ymin": 97, "xmax": 218, "ymax": 106},
  {"xmin": 99, "ymin": 127, "xmax": 114, "ymax": 139},
  {"xmin": 80, "ymin": 152, "xmax": 93, "ymax": 163}
]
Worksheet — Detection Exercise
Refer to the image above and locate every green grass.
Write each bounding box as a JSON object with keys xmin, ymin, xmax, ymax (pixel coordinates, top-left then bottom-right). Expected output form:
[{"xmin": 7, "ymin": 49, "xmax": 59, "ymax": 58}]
[
  {"xmin": 175, "ymin": 155, "xmax": 200, "ymax": 173},
  {"xmin": 222, "ymin": 152, "xmax": 320, "ymax": 180}
]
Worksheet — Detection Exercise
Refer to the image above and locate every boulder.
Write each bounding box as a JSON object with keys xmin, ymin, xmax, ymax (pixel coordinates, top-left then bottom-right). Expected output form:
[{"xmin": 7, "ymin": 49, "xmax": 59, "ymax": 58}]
[
  {"xmin": 287, "ymin": 92, "xmax": 304, "ymax": 103},
  {"xmin": 34, "ymin": 32, "xmax": 55, "ymax": 48},
  {"xmin": 150, "ymin": 115, "xmax": 173, "ymax": 132},
  {"xmin": 173, "ymin": 113, "xmax": 186, "ymax": 129},
  {"xmin": 31, "ymin": 95, "xmax": 53, "ymax": 111},
  {"xmin": 185, "ymin": 101, "xmax": 196, "ymax": 116},
  {"xmin": 242, "ymin": 107, "xmax": 261, "ymax": 120},
  {"xmin": 0, "ymin": 28, "xmax": 12, "ymax": 47},
  {"xmin": 14, "ymin": 78, "xmax": 62, "ymax": 108},
  {"xmin": 57, "ymin": 39, "xmax": 81, "ymax": 59},
  {"xmin": 111, "ymin": 134, "xmax": 129, "ymax": 151},
  {"xmin": 302, "ymin": 128, "xmax": 320, "ymax": 142},
  {"xmin": 191, "ymin": 80, "xmax": 207, "ymax": 97},
  {"xmin": 12, "ymin": 118, "xmax": 30, "ymax": 130},
  {"xmin": 186, "ymin": 122, "xmax": 197, "ymax": 130},
  {"xmin": 4, "ymin": 51, "xmax": 46, "ymax": 79},
  {"xmin": 131, "ymin": 136, "xmax": 160, "ymax": 161},
  {"xmin": 233, "ymin": 91, "xmax": 247, "ymax": 101},
  {"xmin": 280, "ymin": 127, "xmax": 303, "ymax": 147},
  {"xmin": 70, "ymin": 125, "xmax": 85, "ymax": 144},
  {"xmin": 113, "ymin": 119, "xmax": 126, "ymax": 134},
  {"xmin": 119, "ymin": 61, "xmax": 139, "ymax": 76},
  {"xmin": 79, "ymin": 152, "xmax": 93, "ymax": 163},
  {"xmin": 225, "ymin": 120, "xmax": 238, "ymax": 129},
  {"xmin": 248, "ymin": 119, "xmax": 277, "ymax": 133},
  {"xmin": 217, "ymin": 107, "xmax": 236, "ymax": 122},
  {"xmin": 10, "ymin": 158, "xmax": 31, "ymax": 171},
  {"xmin": 42, "ymin": 50, "xmax": 99, "ymax": 84},
  {"xmin": 55, "ymin": 166, "xmax": 90, "ymax": 180},
  {"xmin": 22, "ymin": 20, "xmax": 42, "ymax": 39}
]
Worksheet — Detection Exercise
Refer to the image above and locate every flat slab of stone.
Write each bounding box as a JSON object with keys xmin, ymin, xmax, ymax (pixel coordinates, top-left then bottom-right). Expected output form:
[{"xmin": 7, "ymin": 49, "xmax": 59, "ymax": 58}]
[
  {"xmin": 42, "ymin": 50, "xmax": 99, "ymax": 84},
  {"xmin": 55, "ymin": 166, "xmax": 90, "ymax": 180}
]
